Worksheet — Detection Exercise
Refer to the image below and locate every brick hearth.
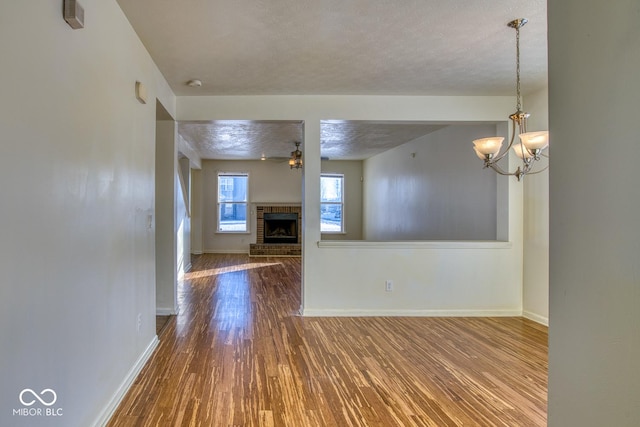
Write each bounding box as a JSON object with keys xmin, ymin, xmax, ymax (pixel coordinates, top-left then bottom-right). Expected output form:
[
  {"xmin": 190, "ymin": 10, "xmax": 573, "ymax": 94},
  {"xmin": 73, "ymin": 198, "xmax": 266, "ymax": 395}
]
[{"xmin": 250, "ymin": 205, "xmax": 302, "ymax": 257}]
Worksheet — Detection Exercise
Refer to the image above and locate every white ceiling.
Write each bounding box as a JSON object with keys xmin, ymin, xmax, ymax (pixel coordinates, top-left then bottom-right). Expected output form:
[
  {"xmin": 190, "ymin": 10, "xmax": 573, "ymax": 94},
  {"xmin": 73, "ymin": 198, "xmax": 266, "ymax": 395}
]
[{"xmin": 118, "ymin": 0, "xmax": 548, "ymax": 160}]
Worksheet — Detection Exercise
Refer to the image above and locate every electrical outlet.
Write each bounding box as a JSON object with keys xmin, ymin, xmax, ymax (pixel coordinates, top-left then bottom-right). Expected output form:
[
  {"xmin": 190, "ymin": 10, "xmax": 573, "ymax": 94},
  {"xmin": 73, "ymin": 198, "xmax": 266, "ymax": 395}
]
[
  {"xmin": 137, "ymin": 313, "xmax": 142, "ymax": 332},
  {"xmin": 385, "ymin": 280, "xmax": 393, "ymax": 292}
]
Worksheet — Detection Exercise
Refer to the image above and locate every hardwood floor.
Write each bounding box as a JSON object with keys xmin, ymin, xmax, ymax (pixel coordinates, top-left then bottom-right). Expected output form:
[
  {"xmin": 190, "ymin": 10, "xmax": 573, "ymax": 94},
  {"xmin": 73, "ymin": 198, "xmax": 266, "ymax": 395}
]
[
  {"xmin": 109, "ymin": 254, "xmax": 547, "ymax": 427},
  {"xmin": 155, "ymin": 315, "xmax": 173, "ymax": 336}
]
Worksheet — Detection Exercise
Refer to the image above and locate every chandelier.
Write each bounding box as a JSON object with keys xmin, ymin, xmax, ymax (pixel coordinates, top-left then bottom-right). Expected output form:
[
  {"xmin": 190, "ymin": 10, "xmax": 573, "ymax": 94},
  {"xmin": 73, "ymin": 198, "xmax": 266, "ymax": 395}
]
[
  {"xmin": 472, "ymin": 18, "xmax": 549, "ymax": 181},
  {"xmin": 289, "ymin": 141, "xmax": 303, "ymax": 169}
]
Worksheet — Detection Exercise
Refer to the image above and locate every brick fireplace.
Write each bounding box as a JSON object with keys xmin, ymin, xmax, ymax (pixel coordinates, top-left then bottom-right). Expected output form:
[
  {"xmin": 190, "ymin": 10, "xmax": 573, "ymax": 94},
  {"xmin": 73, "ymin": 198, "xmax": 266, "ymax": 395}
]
[{"xmin": 250, "ymin": 205, "xmax": 302, "ymax": 256}]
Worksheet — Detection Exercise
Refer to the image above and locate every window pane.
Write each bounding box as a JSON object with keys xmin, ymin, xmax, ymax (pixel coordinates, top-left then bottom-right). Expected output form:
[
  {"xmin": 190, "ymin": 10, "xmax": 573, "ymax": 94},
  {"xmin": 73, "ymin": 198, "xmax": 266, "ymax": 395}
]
[
  {"xmin": 219, "ymin": 203, "xmax": 247, "ymax": 232},
  {"xmin": 321, "ymin": 176, "xmax": 342, "ymax": 202},
  {"xmin": 218, "ymin": 175, "xmax": 248, "ymax": 202},
  {"xmin": 321, "ymin": 204, "xmax": 342, "ymax": 232},
  {"xmin": 320, "ymin": 174, "xmax": 344, "ymax": 233}
]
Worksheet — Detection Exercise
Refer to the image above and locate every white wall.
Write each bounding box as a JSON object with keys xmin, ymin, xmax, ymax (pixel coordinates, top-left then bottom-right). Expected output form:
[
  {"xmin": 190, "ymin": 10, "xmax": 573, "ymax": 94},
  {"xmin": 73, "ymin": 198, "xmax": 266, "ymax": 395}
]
[
  {"xmin": 177, "ymin": 157, "xmax": 191, "ymax": 275},
  {"xmin": 548, "ymin": 1, "xmax": 640, "ymax": 425},
  {"xmin": 363, "ymin": 125, "xmax": 498, "ymax": 241},
  {"xmin": 177, "ymin": 95, "xmax": 524, "ymax": 316},
  {"xmin": 191, "ymin": 169, "xmax": 204, "ymax": 254},
  {"xmin": 522, "ymin": 87, "xmax": 549, "ymax": 325},
  {"xmin": 321, "ymin": 160, "xmax": 363, "ymax": 240},
  {"xmin": 155, "ymin": 120, "xmax": 178, "ymax": 314},
  {"xmin": 0, "ymin": 1, "xmax": 174, "ymax": 426},
  {"xmin": 201, "ymin": 159, "xmax": 303, "ymax": 253}
]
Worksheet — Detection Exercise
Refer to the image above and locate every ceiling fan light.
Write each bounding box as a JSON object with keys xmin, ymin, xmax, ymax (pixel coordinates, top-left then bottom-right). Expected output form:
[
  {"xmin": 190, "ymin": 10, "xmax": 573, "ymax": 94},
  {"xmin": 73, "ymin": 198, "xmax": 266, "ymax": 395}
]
[{"xmin": 519, "ymin": 131, "xmax": 549, "ymax": 151}]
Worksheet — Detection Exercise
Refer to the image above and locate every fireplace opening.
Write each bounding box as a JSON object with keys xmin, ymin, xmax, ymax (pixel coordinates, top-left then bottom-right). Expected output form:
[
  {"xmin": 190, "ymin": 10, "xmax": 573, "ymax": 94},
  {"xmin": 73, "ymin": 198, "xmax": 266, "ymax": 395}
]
[{"xmin": 263, "ymin": 213, "xmax": 298, "ymax": 244}]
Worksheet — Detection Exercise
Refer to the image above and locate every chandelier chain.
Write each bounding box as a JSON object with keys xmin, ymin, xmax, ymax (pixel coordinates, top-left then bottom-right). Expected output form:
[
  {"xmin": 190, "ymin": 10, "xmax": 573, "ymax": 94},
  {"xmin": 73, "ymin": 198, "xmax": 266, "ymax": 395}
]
[
  {"xmin": 472, "ymin": 18, "xmax": 549, "ymax": 181},
  {"xmin": 515, "ymin": 24, "xmax": 522, "ymax": 112}
]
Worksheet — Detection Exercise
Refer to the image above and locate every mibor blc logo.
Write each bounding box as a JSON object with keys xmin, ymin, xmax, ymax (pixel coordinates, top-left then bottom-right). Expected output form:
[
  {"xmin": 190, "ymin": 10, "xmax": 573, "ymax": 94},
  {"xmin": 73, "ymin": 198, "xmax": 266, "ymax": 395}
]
[{"xmin": 13, "ymin": 388, "xmax": 63, "ymax": 417}]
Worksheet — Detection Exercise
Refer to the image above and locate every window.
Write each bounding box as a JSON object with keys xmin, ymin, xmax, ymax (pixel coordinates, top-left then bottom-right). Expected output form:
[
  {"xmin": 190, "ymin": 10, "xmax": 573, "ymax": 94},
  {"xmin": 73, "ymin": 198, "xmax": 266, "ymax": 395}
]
[
  {"xmin": 321, "ymin": 174, "xmax": 344, "ymax": 233},
  {"xmin": 217, "ymin": 172, "xmax": 248, "ymax": 232}
]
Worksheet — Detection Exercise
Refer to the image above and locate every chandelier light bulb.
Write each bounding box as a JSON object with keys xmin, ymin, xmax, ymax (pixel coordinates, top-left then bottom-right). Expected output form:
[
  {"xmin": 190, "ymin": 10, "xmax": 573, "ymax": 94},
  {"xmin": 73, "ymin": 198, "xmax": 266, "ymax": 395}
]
[
  {"xmin": 473, "ymin": 137, "xmax": 504, "ymax": 156},
  {"xmin": 512, "ymin": 143, "xmax": 534, "ymax": 160},
  {"xmin": 519, "ymin": 131, "xmax": 549, "ymax": 151}
]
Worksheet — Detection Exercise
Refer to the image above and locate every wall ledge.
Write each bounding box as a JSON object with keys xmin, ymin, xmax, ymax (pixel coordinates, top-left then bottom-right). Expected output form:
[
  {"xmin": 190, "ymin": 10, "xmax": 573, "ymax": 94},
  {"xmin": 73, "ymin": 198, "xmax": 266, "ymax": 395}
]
[
  {"xmin": 317, "ymin": 240, "xmax": 512, "ymax": 249},
  {"xmin": 301, "ymin": 308, "xmax": 522, "ymax": 317}
]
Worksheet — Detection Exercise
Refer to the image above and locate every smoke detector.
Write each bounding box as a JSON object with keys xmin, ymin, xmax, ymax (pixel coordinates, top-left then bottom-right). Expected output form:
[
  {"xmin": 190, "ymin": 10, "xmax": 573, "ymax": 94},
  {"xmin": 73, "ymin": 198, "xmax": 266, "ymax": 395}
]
[{"xmin": 186, "ymin": 79, "xmax": 202, "ymax": 87}]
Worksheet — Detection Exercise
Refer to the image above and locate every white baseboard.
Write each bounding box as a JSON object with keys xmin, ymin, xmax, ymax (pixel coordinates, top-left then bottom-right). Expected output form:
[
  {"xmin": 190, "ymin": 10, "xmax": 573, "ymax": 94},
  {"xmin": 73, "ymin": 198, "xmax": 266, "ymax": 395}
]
[
  {"xmin": 301, "ymin": 308, "xmax": 523, "ymax": 317},
  {"xmin": 523, "ymin": 310, "xmax": 549, "ymax": 326},
  {"xmin": 204, "ymin": 249, "xmax": 249, "ymax": 254},
  {"xmin": 94, "ymin": 335, "xmax": 159, "ymax": 427},
  {"xmin": 156, "ymin": 306, "xmax": 178, "ymax": 316}
]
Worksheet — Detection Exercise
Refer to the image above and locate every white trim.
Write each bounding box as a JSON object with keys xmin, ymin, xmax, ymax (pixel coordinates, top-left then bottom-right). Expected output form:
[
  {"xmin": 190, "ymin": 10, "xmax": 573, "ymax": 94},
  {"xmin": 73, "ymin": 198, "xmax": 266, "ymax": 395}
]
[
  {"xmin": 191, "ymin": 250, "xmax": 204, "ymax": 255},
  {"xmin": 217, "ymin": 171, "xmax": 250, "ymax": 234},
  {"xmin": 95, "ymin": 335, "xmax": 159, "ymax": 427},
  {"xmin": 321, "ymin": 173, "xmax": 345, "ymax": 233},
  {"xmin": 523, "ymin": 310, "xmax": 549, "ymax": 326},
  {"xmin": 301, "ymin": 308, "xmax": 523, "ymax": 317},
  {"xmin": 249, "ymin": 254, "xmax": 302, "ymax": 258},
  {"xmin": 317, "ymin": 240, "xmax": 512, "ymax": 249},
  {"xmin": 204, "ymin": 249, "xmax": 249, "ymax": 254},
  {"xmin": 156, "ymin": 306, "xmax": 179, "ymax": 316}
]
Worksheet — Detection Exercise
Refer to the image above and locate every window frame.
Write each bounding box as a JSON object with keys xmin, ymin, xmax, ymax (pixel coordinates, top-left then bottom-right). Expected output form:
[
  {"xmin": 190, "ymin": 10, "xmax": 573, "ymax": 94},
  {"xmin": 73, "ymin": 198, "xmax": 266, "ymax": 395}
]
[
  {"xmin": 217, "ymin": 171, "xmax": 250, "ymax": 233},
  {"xmin": 320, "ymin": 173, "xmax": 345, "ymax": 234}
]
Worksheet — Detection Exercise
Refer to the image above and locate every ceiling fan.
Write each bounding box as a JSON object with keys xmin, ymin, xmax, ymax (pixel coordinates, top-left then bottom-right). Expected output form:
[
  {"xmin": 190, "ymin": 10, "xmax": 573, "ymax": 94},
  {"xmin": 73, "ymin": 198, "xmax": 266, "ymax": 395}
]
[{"xmin": 259, "ymin": 153, "xmax": 289, "ymax": 162}]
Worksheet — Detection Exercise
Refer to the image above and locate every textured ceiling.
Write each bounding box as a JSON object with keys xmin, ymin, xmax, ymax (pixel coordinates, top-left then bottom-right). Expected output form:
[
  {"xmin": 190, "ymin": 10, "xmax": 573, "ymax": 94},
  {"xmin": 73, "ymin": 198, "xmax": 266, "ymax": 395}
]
[
  {"xmin": 320, "ymin": 121, "xmax": 447, "ymax": 160},
  {"xmin": 124, "ymin": 0, "xmax": 547, "ymax": 160},
  {"xmin": 178, "ymin": 121, "xmax": 303, "ymax": 160},
  {"xmin": 117, "ymin": 0, "xmax": 547, "ymax": 96},
  {"xmin": 179, "ymin": 120, "xmax": 450, "ymax": 160}
]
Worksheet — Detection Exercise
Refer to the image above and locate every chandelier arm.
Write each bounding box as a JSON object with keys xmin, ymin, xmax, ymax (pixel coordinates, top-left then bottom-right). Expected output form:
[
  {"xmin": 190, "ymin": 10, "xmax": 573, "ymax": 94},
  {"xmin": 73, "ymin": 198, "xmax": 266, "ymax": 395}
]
[
  {"xmin": 487, "ymin": 162, "xmax": 516, "ymax": 177},
  {"xmin": 490, "ymin": 123, "xmax": 517, "ymax": 164},
  {"xmin": 524, "ymin": 164, "xmax": 549, "ymax": 175}
]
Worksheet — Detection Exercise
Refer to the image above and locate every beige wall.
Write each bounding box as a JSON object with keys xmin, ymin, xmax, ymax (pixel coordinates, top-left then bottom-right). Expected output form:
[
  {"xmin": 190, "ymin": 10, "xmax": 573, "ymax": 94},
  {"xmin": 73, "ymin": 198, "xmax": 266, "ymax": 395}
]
[
  {"xmin": 190, "ymin": 169, "xmax": 204, "ymax": 254},
  {"xmin": 155, "ymin": 119, "xmax": 178, "ymax": 314},
  {"xmin": 363, "ymin": 124, "xmax": 499, "ymax": 241},
  {"xmin": 548, "ymin": 0, "xmax": 640, "ymax": 425},
  {"xmin": 523, "ymin": 87, "xmax": 549, "ymax": 325},
  {"xmin": 0, "ymin": 0, "xmax": 174, "ymax": 425}
]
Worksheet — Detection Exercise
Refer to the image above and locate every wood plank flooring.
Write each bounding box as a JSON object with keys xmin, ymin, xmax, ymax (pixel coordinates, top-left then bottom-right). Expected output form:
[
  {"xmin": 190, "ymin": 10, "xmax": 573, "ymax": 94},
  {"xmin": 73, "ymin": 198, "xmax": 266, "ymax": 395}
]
[
  {"xmin": 155, "ymin": 315, "xmax": 173, "ymax": 336},
  {"xmin": 108, "ymin": 254, "xmax": 547, "ymax": 427}
]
